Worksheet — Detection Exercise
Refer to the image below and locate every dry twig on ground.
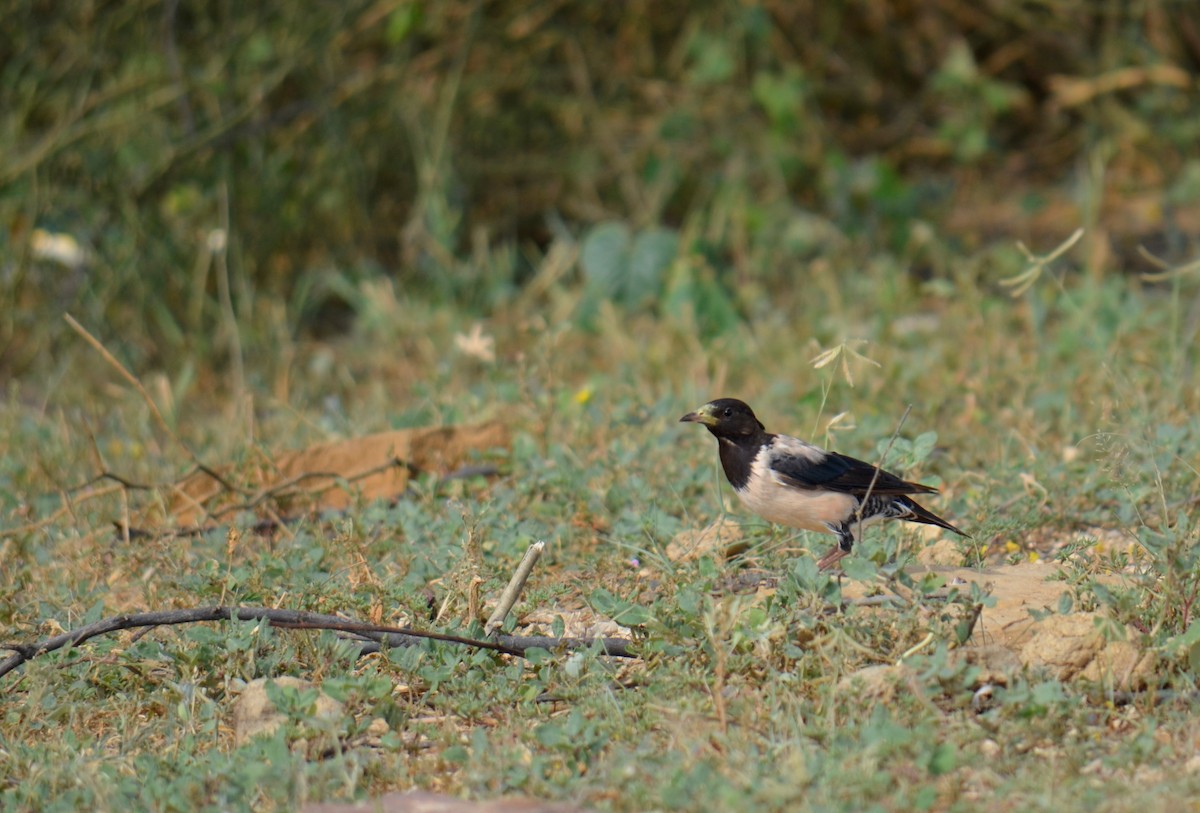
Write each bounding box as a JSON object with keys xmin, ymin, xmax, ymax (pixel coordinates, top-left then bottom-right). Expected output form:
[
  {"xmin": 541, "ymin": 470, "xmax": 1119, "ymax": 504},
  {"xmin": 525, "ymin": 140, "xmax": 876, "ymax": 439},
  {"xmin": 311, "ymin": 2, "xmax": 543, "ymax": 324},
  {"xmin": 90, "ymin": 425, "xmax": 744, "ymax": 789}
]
[{"xmin": 0, "ymin": 605, "xmax": 637, "ymax": 680}]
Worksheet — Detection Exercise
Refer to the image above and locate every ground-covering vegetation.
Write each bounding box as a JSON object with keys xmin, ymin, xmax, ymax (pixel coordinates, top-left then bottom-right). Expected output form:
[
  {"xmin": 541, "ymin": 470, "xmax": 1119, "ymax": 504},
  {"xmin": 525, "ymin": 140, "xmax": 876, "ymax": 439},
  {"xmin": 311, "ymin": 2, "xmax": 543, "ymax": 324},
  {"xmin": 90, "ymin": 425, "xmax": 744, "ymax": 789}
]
[{"xmin": 3, "ymin": 1, "xmax": 1200, "ymax": 811}]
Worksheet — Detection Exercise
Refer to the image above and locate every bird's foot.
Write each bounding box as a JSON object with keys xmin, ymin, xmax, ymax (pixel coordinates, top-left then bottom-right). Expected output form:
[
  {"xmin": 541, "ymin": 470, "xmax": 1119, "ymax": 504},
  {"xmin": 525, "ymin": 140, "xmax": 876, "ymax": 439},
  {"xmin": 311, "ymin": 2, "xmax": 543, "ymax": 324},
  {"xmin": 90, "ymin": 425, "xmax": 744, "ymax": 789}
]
[{"xmin": 816, "ymin": 546, "xmax": 850, "ymax": 571}]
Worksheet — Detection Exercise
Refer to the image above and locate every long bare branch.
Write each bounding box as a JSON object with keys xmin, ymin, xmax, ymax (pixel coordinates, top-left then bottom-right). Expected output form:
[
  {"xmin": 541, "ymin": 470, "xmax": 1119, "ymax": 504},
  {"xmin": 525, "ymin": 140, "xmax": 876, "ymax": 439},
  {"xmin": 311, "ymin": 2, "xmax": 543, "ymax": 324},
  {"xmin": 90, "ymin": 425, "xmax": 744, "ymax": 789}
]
[{"xmin": 0, "ymin": 605, "xmax": 637, "ymax": 680}]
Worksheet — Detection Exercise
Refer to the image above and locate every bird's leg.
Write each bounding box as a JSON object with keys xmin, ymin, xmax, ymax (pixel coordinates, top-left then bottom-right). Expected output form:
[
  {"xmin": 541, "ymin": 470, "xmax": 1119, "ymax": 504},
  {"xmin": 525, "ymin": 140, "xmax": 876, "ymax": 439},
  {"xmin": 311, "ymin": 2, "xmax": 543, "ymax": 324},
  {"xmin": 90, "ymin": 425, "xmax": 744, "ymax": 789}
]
[
  {"xmin": 816, "ymin": 523, "xmax": 855, "ymax": 571},
  {"xmin": 816, "ymin": 546, "xmax": 848, "ymax": 571}
]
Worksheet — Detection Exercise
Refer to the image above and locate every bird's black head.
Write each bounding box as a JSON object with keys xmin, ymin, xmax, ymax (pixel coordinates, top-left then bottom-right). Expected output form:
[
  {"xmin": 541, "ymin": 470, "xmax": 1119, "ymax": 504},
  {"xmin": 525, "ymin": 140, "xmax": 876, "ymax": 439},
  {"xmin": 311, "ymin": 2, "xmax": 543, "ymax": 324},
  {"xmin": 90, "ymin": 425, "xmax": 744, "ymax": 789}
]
[{"xmin": 679, "ymin": 398, "xmax": 766, "ymax": 439}]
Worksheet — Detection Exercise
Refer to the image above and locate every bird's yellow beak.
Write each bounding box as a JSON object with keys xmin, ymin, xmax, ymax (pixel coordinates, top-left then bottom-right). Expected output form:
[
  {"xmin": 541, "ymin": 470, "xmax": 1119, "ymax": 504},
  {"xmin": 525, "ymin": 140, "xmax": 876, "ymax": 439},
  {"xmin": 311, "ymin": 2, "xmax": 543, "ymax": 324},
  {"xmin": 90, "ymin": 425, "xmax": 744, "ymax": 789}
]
[{"xmin": 679, "ymin": 404, "xmax": 715, "ymax": 426}]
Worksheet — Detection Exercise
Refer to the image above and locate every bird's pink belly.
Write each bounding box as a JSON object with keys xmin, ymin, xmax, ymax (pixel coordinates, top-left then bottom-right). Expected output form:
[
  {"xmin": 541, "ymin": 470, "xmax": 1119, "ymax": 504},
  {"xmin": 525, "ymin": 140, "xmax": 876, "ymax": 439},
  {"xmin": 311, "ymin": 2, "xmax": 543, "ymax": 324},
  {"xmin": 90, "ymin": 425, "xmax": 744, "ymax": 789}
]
[{"xmin": 735, "ymin": 486, "xmax": 857, "ymax": 534}]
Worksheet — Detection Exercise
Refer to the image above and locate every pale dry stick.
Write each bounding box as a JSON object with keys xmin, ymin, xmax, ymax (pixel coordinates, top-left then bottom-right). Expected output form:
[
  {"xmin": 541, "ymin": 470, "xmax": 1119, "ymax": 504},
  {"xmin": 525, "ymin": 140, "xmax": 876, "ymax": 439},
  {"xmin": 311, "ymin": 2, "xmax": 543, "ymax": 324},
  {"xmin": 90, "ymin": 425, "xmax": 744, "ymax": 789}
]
[
  {"xmin": 3, "ymin": 484, "xmax": 123, "ymax": 537},
  {"xmin": 61, "ymin": 315, "xmax": 251, "ymax": 535},
  {"xmin": 261, "ymin": 504, "xmax": 295, "ymax": 544},
  {"xmin": 186, "ymin": 226, "xmax": 213, "ymax": 329},
  {"xmin": 467, "ymin": 576, "xmax": 484, "ymax": 626},
  {"xmin": 876, "ymin": 571, "xmax": 917, "ymax": 606},
  {"xmin": 398, "ymin": 0, "xmax": 477, "ymax": 265},
  {"xmin": 817, "ymin": 404, "xmax": 914, "ymax": 570},
  {"xmin": 897, "ymin": 632, "xmax": 935, "ymax": 663},
  {"xmin": 852, "ymin": 404, "xmax": 913, "ymax": 547},
  {"xmin": 64, "ymin": 315, "xmax": 178, "ymax": 444},
  {"xmin": 120, "ymin": 456, "xmax": 415, "ymax": 536},
  {"xmin": 217, "ymin": 462, "xmax": 406, "ymax": 515},
  {"xmin": 1049, "ymin": 64, "xmax": 1191, "ymax": 109},
  {"xmin": 485, "ymin": 540, "xmax": 546, "ymax": 635},
  {"xmin": 54, "ymin": 486, "xmax": 80, "ymax": 530},
  {"xmin": 2, "ymin": 83, "xmax": 187, "ymax": 186},
  {"xmin": 83, "ymin": 421, "xmax": 109, "ymax": 479},
  {"xmin": 213, "ymin": 183, "xmax": 245, "ymax": 403},
  {"xmin": 165, "ymin": 480, "xmax": 218, "ymax": 529},
  {"xmin": 119, "ymin": 486, "xmax": 132, "ymax": 548},
  {"xmin": 894, "ymin": 598, "xmax": 985, "ymax": 669}
]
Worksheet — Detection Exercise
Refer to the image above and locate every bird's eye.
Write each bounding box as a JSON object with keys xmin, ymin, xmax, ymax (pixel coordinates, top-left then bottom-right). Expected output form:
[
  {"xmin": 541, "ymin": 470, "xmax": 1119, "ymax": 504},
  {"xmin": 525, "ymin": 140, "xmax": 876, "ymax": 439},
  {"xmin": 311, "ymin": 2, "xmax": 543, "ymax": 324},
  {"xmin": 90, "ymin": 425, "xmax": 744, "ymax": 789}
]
[{"xmin": 723, "ymin": 407, "xmax": 733, "ymax": 417}]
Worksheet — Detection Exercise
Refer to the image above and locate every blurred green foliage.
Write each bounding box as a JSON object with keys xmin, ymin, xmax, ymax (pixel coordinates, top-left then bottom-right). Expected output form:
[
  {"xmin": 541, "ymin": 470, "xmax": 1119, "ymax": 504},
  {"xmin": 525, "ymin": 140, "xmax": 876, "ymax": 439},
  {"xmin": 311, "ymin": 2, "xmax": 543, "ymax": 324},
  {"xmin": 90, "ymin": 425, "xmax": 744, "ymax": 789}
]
[
  {"xmin": 579, "ymin": 221, "xmax": 678, "ymax": 314},
  {"xmin": 2, "ymin": 0, "xmax": 1198, "ymax": 373}
]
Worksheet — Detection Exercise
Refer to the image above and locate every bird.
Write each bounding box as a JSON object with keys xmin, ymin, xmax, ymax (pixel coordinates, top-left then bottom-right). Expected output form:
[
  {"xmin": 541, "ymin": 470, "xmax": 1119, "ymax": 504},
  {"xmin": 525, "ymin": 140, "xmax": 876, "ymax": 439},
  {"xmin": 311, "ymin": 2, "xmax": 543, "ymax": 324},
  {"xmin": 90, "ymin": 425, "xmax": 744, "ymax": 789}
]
[{"xmin": 679, "ymin": 398, "xmax": 967, "ymax": 570}]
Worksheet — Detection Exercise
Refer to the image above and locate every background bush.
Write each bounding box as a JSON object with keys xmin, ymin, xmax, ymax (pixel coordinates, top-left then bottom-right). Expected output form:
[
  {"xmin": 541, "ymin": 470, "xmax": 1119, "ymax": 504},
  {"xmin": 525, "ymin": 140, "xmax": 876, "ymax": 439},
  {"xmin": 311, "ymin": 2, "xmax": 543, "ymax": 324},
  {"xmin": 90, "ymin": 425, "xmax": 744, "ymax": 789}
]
[{"xmin": 2, "ymin": 0, "xmax": 1199, "ymax": 375}]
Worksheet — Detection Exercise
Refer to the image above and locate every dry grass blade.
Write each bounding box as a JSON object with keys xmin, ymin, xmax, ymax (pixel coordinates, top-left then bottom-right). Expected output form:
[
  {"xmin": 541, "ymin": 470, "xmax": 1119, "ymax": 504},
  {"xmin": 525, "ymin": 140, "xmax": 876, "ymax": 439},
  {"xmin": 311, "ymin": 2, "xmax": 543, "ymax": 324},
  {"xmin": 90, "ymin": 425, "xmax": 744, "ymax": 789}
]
[
  {"xmin": 63, "ymin": 313, "xmax": 190, "ymax": 455},
  {"xmin": 1138, "ymin": 246, "xmax": 1200, "ymax": 282},
  {"xmin": 999, "ymin": 227, "xmax": 1084, "ymax": 296},
  {"xmin": 1048, "ymin": 64, "xmax": 1191, "ymax": 109},
  {"xmin": 810, "ymin": 340, "xmax": 881, "ymax": 388},
  {"xmin": 853, "ymin": 405, "xmax": 912, "ymax": 540}
]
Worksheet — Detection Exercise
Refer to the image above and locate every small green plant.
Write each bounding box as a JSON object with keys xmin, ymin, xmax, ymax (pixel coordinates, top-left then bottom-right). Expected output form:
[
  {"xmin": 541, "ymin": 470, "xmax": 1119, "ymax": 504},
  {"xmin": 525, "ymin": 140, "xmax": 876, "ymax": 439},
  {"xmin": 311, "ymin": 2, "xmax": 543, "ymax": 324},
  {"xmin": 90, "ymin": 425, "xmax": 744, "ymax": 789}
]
[
  {"xmin": 578, "ymin": 222, "xmax": 679, "ymax": 313},
  {"xmin": 928, "ymin": 40, "xmax": 1028, "ymax": 163}
]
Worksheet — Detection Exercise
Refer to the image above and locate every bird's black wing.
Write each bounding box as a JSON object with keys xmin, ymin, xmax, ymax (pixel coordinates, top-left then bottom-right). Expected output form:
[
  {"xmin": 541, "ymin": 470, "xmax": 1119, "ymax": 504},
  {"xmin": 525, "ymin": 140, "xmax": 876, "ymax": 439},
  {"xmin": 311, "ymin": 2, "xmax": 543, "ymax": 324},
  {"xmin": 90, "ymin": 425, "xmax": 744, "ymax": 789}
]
[{"xmin": 768, "ymin": 446, "xmax": 937, "ymax": 497}]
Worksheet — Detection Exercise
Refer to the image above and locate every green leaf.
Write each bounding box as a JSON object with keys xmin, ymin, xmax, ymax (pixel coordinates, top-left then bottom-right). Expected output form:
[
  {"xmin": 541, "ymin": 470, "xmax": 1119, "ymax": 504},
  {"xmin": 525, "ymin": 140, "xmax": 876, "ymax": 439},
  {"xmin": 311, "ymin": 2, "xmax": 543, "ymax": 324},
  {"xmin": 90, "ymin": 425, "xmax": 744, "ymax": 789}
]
[
  {"xmin": 693, "ymin": 277, "xmax": 740, "ymax": 336},
  {"xmin": 534, "ymin": 720, "xmax": 568, "ymax": 748},
  {"xmin": 590, "ymin": 587, "xmax": 655, "ymax": 626},
  {"xmin": 626, "ymin": 227, "xmax": 678, "ymax": 306},
  {"xmin": 751, "ymin": 68, "xmax": 807, "ymax": 134},
  {"xmin": 244, "ymin": 33, "xmax": 276, "ymax": 67},
  {"xmin": 955, "ymin": 613, "xmax": 977, "ymax": 645},
  {"xmin": 928, "ymin": 742, "xmax": 957, "ymax": 776},
  {"xmin": 841, "ymin": 556, "xmax": 878, "ymax": 582},
  {"xmin": 83, "ymin": 598, "xmax": 107, "ymax": 624},
  {"xmin": 523, "ymin": 647, "xmax": 552, "ymax": 665},
  {"xmin": 1167, "ymin": 617, "xmax": 1200, "ymax": 666},
  {"xmin": 385, "ymin": 4, "xmax": 421, "ymax": 45},
  {"xmin": 664, "ymin": 261, "xmax": 740, "ymax": 337},
  {"xmin": 443, "ymin": 745, "xmax": 469, "ymax": 764},
  {"xmin": 1030, "ymin": 680, "xmax": 1066, "ymax": 706},
  {"xmin": 687, "ymin": 34, "xmax": 735, "ymax": 85},
  {"xmin": 611, "ymin": 601, "xmax": 655, "ymax": 627},
  {"xmin": 580, "ymin": 221, "xmax": 631, "ymax": 298},
  {"xmin": 878, "ymin": 436, "xmax": 913, "ymax": 460},
  {"xmin": 912, "ymin": 431, "xmax": 938, "ymax": 463},
  {"xmin": 564, "ymin": 650, "xmax": 586, "ymax": 678}
]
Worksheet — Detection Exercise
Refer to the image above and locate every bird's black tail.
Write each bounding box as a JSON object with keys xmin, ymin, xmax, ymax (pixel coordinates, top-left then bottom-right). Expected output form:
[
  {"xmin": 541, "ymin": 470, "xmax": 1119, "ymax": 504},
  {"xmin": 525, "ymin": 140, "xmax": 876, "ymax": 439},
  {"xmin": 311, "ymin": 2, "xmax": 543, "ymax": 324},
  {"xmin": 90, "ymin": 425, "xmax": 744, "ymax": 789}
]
[{"xmin": 899, "ymin": 496, "xmax": 970, "ymax": 538}]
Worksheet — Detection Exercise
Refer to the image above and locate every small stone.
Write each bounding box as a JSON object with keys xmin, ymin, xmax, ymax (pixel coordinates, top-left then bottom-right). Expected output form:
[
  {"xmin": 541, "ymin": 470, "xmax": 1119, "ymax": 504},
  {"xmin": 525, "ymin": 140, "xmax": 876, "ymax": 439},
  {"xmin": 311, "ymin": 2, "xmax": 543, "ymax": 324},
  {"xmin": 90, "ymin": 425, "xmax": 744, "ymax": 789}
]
[
  {"xmin": 667, "ymin": 518, "xmax": 746, "ymax": 562},
  {"xmin": 959, "ymin": 645, "xmax": 1020, "ymax": 686},
  {"xmin": 1133, "ymin": 765, "xmax": 1165, "ymax": 785},
  {"xmin": 233, "ymin": 676, "xmax": 345, "ymax": 744},
  {"xmin": 837, "ymin": 663, "xmax": 912, "ymax": 702},
  {"xmin": 971, "ymin": 685, "xmax": 998, "ymax": 713}
]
